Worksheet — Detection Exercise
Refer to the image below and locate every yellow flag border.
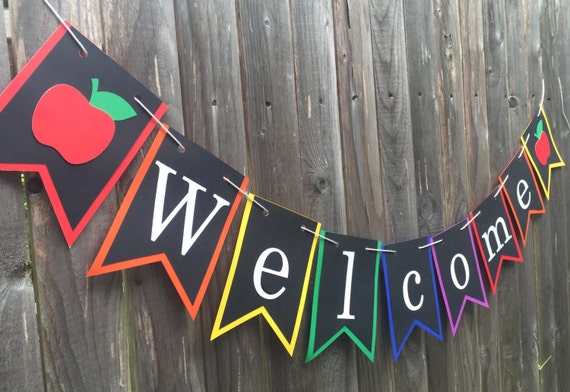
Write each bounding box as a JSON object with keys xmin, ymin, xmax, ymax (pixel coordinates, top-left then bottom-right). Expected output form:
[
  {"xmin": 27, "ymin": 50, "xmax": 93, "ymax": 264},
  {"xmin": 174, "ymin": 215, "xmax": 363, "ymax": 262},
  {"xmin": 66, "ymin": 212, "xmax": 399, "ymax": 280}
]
[
  {"xmin": 211, "ymin": 194, "xmax": 321, "ymax": 356},
  {"xmin": 521, "ymin": 107, "xmax": 566, "ymax": 199}
]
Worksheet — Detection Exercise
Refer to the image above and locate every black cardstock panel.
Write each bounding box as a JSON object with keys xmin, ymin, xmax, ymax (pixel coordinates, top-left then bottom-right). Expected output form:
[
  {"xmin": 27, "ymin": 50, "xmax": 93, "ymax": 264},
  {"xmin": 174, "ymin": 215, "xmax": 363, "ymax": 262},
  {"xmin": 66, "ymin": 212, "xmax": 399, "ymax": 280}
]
[
  {"xmin": 432, "ymin": 222, "xmax": 487, "ymax": 332},
  {"xmin": 471, "ymin": 190, "xmax": 522, "ymax": 291},
  {"xmin": 383, "ymin": 237, "xmax": 442, "ymax": 358},
  {"xmin": 521, "ymin": 110, "xmax": 564, "ymax": 194},
  {"xmin": 220, "ymin": 199, "xmax": 319, "ymax": 339},
  {"xmin": 0, "ymin": 25, "xmax": 163, "ymax": 231},
  {"xmin": 500, "ymin": 151, "xmax": 544, "ymax": 242},
  {"xmin": 101, "ymin": 132, "xmax": 245, "ymax": 303},
  {"xmin": 312, "ymin": 233, "xmax": 379, "ymax": 351}
]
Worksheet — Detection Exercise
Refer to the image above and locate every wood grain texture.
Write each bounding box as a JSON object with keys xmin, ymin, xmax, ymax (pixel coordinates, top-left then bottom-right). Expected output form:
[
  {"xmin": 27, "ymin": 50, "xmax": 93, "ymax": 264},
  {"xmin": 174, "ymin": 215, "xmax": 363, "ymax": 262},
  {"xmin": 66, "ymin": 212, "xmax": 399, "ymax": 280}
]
[
  {"xmin": 234, "ymin": 0, "xmax": 304, "ymax": 390},
  {"xmin": 402, "ymin": 0, "xmax": 445, "ymax": 390},
  {"xmin": 369, "ymin": 1, "xmax": 425, "ymax": 391},
  {"xmin": 0, "ymin": 7, "xmax": 43, "ymax": 392},
  {"xmin": 331, "ymin": 0, "xmax": 394, "ymax": 390},
  {"xmin": 536, "ymin": 1, "xmax": 570, "ymax": 391},
  {"xmin": 174, "ymin": 0, "xmax": 262, "ymax": 391},
  {"xmin": 549, "ymin": 2, "xmax": 570, "ymax": 389},
  {"xmin": 271, "ymin": 0, "xmax": 356, "ymax": 391},
  {"xmin": 403, "ymin": 0, "xmax": 471, "ymax": 390},
  {"xmin": 2, "ymin": 0, "xmax": 570, "ymax": 391},
  {"xmin": 9, "ymin": 2, "xmax": 131, "ymax": 391},
  {"xmin": 99, "ymin": 1, "xmax": 204, "ymax": 391},
  {"xmin": 500, "ymin": 1, "xmax": 540, "ymax": 391},
  {"xmin": 478, "ymin": 1, "xmax": 507, "ymax": 391}
]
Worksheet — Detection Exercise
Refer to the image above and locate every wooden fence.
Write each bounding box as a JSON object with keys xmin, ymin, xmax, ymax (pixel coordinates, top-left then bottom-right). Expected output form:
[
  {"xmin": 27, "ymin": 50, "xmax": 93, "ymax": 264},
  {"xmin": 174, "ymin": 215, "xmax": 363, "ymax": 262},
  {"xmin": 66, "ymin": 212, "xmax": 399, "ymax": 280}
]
[{"xmin": 1, "ymin": 0, "xmax": 569, "ymax": 391}]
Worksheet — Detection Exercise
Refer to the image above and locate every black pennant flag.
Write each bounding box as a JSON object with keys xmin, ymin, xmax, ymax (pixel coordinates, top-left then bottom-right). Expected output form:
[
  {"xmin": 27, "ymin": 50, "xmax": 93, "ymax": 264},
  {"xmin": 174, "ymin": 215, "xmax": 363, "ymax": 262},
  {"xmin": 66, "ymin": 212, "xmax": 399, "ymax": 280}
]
[
  {"xmin": 382, "ymin": 238, "xmax": 443, "ymax": 361},
  {"xmin": 499, "ymin": 149, "xmax": 545, "ymax": 245},
  {"xmin": 431, "ymin": 221, "xmax": 488, "ymax": 336},
  {"xmin": 469, "ymin": 188, "xmax": 523, "ymax": 293},
  {"xmin": 0, "ymin": 24, "xmax": 166, "ymax": 246},
  {"xmin": 306, "ymin": 232, "xmax": 380, "ymax": 362},
  {"xmin": 520, "ymin": 107, "xmax": 565, "ymax": 199},
  {"xmin": 211, "ymin": 197, "xmax": 320, "ymax": 356},
  {"xmin": 87, "ymin": 130, "xmax": 247, "ymax": 319}
]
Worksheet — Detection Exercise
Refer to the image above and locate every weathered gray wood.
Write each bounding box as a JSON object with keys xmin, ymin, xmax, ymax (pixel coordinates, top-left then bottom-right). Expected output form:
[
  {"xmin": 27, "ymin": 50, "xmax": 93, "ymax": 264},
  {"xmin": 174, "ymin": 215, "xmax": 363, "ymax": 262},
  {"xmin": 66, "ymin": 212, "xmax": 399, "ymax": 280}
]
[
  {"xmin": 369, "ymin": 1, "xmax": 426, "ymax": 391},
  {"xmin": 331, "ymin": 0, "xmax": 395, "ymax": 389},
  {"xmin": 458, "ymin": 2, "xmax": 491, "ymax": 390},
  {"xmin": 173, "ymin": 0, "xmax": 259, "ymax": 391},
  {"xmin": 401, "ymin": 0, "xmax": 447, "ymax": 390},
  {"xmin": 547, "ymin": 1, "xmax": 570, "ymax": 389},
  {"xmin": 0, "ymin": 6, "xmax": 44, "ymax": 392},
  {"xmin": 516, "ymin": 22, "xmax": 542, "ymax": 392},
  {"xmin": 536, "ymin": 1, "xmax": 570, "ymax": 390},
  {"xmin": 404, "ymin": 0, "xmax": 471, "ymax": 390},
  {"xmin": 99, "ymin": 1, "xmax": 204, "ymax": 391},
  {"xmin": 233, "ymin": 0, "xmax": 304, "ymax": 390},
  {"xmin": 2, "ymin": 0, "xmax": 570, "ymax": 390},
  {"xmin": 9, "ymin": 2, "xmax": 132, "ymax": 391},
  {"xmin": 479, "ymin": 1, "xmax": 508, "ymax": 390},
  {"xmin": 499, "ymin": 1, "xmax": 541, "ymax": 391},
  {"xmin": 269, "ymin": 0, "xmax": 358, "ymax": 391}
]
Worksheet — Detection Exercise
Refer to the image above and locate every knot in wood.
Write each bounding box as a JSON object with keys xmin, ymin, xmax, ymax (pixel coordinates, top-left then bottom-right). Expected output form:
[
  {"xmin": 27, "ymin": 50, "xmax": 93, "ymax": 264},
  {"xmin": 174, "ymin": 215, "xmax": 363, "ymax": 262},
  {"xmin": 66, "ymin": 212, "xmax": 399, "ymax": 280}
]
[
  {"xmin": 312, "ymin": 176, "xmax": 329, "ymax": 194},
  {"xmin": 27, "ymin": 175, "xmax": 43, "ymax": 194}
]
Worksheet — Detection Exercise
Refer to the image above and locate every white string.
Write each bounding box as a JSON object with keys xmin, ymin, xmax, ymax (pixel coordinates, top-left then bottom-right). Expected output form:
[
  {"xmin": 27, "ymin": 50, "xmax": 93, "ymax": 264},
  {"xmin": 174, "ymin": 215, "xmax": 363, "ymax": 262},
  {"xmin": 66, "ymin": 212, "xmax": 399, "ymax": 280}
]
[
  {"xmin": 418, "ymin": 239, "xmax": 443, "ymax": 250},
  {"xmin": 518, "ymin": 134, "xmax": 530, "ymax": 159},
  {"xmin": 494, "ymin": 174, "xmax": 509, "ymax": 198},
  {"xmin": 43, "ymin": 0, "xmax": 88, "ymax": 56},
  {"xmin": 460, "ymin": 210, "xmax": 481, "ymax": 231},
  {"xmin": 300, "ymin": 225, "xmax": 338, "ymax": 246},
  {"xmin": 133, "ymin": 96, "xmax": 186, "ymax": 152},
  {"xmin": 223, "ymin": 177, "xmax": 269, "ymax": 216},
  {"xmin": 365, "ymin": 247, "xmax": 396, "ymax": 254}
]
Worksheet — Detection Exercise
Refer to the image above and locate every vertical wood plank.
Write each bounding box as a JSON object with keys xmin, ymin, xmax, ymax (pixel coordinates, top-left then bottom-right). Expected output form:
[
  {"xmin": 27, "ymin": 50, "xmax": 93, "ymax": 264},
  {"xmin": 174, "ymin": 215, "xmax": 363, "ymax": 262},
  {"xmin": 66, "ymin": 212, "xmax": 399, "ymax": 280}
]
[
  {"xmin": 537, "ymin": 1, "xmax": 570, "ymax": 390},
  {"xmin": 403, "ymin": 0, "xmax": 471, "ymax": 390},
  {"xmin": 0, "ymin": 5, "xmax": 44, "ymax": 391},
  {"xmin": 500, "ymin": 1, "xmax": 541, "ymax": 391},
  {"xmin": 234, "ymin": 0, "xmax": 303, "ymax": 390},
  {"xmin": 9, "ymin": 2, "xmax": 132, "ymax": 391},
  {"xmin": 173, "ymin": 0, "xmax": 262, "ymax": 391},
  {"xmin": 496, "ymin": 1, "xmax": 525, "ymax": 391},
  {"xmin": 267, "ymin": 0, "xmax": 358, "ymax": 391},
  {"xmin": 550, "ymin": 3, "xmax": 570, "ymax": 388},
  {"xmin": 331, "ymin": 0, "xmax": 396, "ymax": 389},
  {"xmin": 401, "ymin": 0, "xmax": 448, "ymax": 390},
  {"xmin": 369, "ymin": 1, "xmax": 424, "ymax": 391},
  {"xmin": 434, "ymin": 2, "xmax": 477, "ymax": 391},
  {"xmin": 99, "ymin": 1, "xmax": 202, "ymax": 391},
  {"xmin": 480, "ymin": 1, "xmax": 506, "ymax": 390},
  {"xmin": 457, "ymin": 1, "xmax": 490, "ymax": 389},
  {"xmin": 515, "ymin": 3, "xmax": 541, "ymax": 391}
]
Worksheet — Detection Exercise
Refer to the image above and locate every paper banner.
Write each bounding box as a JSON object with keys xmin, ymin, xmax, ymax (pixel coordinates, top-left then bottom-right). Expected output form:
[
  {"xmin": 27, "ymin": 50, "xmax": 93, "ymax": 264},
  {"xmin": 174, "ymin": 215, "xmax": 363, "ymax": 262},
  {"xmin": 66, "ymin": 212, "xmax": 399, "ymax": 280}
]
[
  {"xmin": 211, "ymin": 196, "xmax": 320, "ymax": 356},
  {"xmin": 87, "ymin": 129, "xmax": 247, "ymax": 319},
  {"xmin": 469, "ymin": 188, "xmax": 523, "ymax": 293},
  {"xmin": 499, "ymin": 148, "xmax": 545, "ymax": 245},
  {"xmin": 431, "ymin": 220, "xmax": 488, "ymax": 336},
  {"xmin": 520, "ymin": 107, "xmax": 565, "ymax": 199},
  {"xmin": 0, "ymin": 23, "xmax": 167, "ymax": 246},
  {"xmin": 382, "ymin": 238, "xmax": 443, "ymax": 361},
  {"xmin": 306, "ymin": 232, "xmax": 380, "ymax": 362}
]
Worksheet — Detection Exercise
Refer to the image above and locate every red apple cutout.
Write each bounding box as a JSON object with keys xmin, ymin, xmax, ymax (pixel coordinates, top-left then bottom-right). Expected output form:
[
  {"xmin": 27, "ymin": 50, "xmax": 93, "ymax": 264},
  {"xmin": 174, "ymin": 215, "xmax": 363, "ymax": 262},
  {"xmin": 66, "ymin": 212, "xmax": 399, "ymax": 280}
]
[
  {"xmin": 32, "ymin": 78, "xmax": 137, "ymax": 165},
  {"xmin": 534, "ymin": 119, "xmax": 551, "ymax": 166}
]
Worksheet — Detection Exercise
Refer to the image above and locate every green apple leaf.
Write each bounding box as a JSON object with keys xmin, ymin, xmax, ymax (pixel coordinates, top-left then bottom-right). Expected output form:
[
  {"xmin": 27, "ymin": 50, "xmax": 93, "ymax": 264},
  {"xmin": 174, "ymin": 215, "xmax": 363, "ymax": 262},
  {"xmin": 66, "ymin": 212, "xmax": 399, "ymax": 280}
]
[
  {"xmin": 534, "ymin": 119, "xmax": 543, "ymax": 139},
  {"xmin": 89, "ymin": 78, "xmax": 137, "ymax": 121}
]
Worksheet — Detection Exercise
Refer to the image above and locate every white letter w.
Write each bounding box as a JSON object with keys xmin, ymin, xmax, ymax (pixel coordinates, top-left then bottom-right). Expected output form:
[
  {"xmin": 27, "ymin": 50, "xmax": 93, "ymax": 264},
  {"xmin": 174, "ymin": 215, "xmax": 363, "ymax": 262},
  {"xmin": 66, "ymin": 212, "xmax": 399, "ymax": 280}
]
[{"xmin": 151, "ymin": 160, "xmax": 230, "ymax": 256}]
